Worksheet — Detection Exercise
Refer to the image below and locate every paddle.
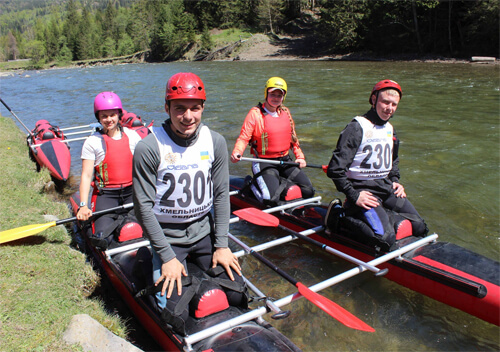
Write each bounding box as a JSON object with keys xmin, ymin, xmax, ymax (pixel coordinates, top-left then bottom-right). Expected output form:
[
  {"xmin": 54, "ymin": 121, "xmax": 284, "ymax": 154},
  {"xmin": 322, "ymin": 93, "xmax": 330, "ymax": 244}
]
[
  {"xmin": 239, "ymin": 156, "xmax": 328, "ymax": 173},
  {"xmin": 233, "ymin": 207, "xmax": 388, "ymax": 277},
  {"xmin": 0, "ymin": 203, "xmax": 133, "ymax": 244},
  {"xmin": 0, "ymin": 97, "xmax": 34, "ymax": 137},
  {"xmin": 31, "ymin": 136, "xmax": 90, "ymax": 148},
  {"xmin": 60, "ymin": 123, "xmax": 102, "ymax": 131},
  {"xmin": 228, "ymin": 232, "xmax": 375, "ymax": 332},
  {"xmin": 64, "ymin": 129, "xmax": 94, "ymax": 136}
]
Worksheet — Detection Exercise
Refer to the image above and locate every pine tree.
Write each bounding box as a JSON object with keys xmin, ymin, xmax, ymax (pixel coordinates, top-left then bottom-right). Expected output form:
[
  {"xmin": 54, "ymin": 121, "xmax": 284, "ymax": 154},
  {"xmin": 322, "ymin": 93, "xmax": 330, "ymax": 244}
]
[
  {"xmin": 7, "ymin": 31, "xmax": 19, "ymax": 60},
  {"xmin": 62, "ymin": 0, "xmax": 80, "ymax": 60}
]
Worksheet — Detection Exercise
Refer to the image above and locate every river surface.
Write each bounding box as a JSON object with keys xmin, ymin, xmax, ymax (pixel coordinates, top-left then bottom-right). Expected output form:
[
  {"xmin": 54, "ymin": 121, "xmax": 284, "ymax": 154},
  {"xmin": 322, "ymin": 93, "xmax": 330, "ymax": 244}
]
[{"xmin": 1, "ymin": 61, "xmax": 499, "ymax": 351}]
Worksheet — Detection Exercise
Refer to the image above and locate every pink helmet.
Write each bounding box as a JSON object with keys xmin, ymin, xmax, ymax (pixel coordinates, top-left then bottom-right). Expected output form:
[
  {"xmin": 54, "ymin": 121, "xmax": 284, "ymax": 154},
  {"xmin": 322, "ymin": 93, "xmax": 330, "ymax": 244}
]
[
  {"xmin": 94, "ymin": 91, "xmax": 123, "ymax": 119},
  {"xmin": 166, "ymin": 72, "xmax": 206, "ymax": 101},
  {"xmin": 369, "ymin": 80, "xmax": 402, "ymax": 104}
]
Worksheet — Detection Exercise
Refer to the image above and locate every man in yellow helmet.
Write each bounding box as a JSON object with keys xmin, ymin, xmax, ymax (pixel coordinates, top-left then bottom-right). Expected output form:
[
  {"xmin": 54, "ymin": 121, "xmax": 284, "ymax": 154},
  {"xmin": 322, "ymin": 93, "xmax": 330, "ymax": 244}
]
[{"xmin": 231, "ymin": 77, "xmax": 314, "ymax": 205}]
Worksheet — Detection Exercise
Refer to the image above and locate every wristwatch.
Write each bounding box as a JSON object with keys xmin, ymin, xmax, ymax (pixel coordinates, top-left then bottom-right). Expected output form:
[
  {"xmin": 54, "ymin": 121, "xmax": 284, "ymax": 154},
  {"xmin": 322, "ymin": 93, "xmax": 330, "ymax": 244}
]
[{"xmin": 79, "ymin": 201, "xmax": 87, "ymax": 207}]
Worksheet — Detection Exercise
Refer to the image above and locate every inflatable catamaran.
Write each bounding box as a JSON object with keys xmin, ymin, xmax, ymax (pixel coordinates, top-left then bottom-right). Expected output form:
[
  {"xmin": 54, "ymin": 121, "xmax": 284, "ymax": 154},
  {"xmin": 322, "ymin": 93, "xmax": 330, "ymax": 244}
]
[
  {"xmin": 229, "ymin": 175, "xmax": 500, "ymax": 327},
  {"xmin": 67, "ymin": 179, "xmax": 475, "ymax": 351}
]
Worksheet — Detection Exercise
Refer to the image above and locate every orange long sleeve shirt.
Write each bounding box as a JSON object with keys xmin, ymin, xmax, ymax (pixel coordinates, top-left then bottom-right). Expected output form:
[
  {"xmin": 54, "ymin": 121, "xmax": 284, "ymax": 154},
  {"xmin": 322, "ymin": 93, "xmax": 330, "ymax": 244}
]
[{"xmin": 232, "ymin": 104, "xmax": 305, "ymax": 160}]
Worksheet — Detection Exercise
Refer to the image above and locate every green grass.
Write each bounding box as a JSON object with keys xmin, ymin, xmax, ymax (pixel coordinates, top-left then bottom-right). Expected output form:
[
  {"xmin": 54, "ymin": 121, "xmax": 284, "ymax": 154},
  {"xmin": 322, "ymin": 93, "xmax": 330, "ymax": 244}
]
[
  {"xmin": 211, "ymin": 28, "xmax": 255, "ymax": 45},
  {"xmin": 0, "ymin": 116, "xmax": 127, "ymax": 351},
  {"xmin": 0, "ymin": 60, "xmax": 32, "ymax": 71}
]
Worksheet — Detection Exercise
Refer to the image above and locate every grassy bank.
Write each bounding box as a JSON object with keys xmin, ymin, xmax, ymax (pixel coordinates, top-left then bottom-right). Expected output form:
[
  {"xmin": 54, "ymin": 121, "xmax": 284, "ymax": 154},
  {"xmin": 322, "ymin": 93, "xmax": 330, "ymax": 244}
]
[
  {"xmin": 0, "ymin": 116, "xmax": 127, "ymax": 351},
  {"xmin": 0, "ymin": 28, "xmax": 257, "ymax": 72}
]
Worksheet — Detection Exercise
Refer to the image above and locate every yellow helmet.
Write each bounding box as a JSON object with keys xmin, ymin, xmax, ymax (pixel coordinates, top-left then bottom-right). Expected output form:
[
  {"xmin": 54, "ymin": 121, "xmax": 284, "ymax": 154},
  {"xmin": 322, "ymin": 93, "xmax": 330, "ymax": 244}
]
[{"xmin": 265, "ymin": 77, "xmax": 287, "ymax": 101}]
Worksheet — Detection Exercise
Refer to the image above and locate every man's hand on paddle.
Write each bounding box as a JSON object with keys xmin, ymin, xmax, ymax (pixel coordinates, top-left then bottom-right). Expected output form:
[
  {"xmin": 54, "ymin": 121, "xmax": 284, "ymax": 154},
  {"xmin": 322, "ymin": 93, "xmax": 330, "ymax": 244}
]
[
  {"xmin": 76, "ymin": 206, "xmax": 92, "ymax": 221},
  {"xmin": 230, "ymin": 153, "xmax": 242, "ymax": 163},
  {"xmin": 156, "ymin": 257, "xmax": 187, "ymax": 299},
  {"xmin": 295, "ymin": 158, "xmax": 306, "ymax": 168},
  {"xmin": 212, "ymin": 247, "xmax": 242, "ymax": 280}
]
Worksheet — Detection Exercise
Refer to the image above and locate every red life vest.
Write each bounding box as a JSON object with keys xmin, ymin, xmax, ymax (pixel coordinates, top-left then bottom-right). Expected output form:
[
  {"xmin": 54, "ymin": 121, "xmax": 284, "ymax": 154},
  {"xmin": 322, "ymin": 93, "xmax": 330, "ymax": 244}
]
[
  {"xmin": 253, "ymin": 107, "xmax": 292, "ymax": 158},
  {"xmin": 94, "ymin": 132, "xmax": 133, "ymax": 189}
]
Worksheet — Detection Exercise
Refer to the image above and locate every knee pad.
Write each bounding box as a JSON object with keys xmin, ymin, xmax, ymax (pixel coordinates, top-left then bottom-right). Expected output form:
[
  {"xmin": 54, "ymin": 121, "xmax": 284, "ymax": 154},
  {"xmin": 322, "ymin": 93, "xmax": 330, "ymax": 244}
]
[
  {"xmin": 283, "ymin": 184, "xmax": 302, "ymax": 201},
  {"xmin": 117, "ymin": 221, "xmax": 143, "ymax": 242},
  {"xmin": 190, "ymin": 279, "xmax": 229, "ymax": 318},
  {"xmin": 395, "ymin": 219, "xmax": 413, "ymax": 240}
]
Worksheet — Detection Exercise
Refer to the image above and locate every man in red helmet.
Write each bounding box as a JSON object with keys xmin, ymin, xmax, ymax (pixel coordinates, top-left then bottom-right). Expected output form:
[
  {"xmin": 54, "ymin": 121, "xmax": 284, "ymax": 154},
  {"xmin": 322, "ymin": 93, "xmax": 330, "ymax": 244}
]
[
  {"xmin": 132, "ymin": 72, "xmax": 243, "ymax": 312},
  {"xmin": 326, "ymin": 80, "xmax": 428, "ymax": 250}
]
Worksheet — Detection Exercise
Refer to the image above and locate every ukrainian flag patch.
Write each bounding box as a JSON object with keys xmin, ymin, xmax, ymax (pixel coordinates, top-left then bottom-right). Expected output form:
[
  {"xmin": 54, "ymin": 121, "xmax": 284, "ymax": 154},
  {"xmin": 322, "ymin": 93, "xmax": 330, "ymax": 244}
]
[{"xmin": 200, "ymin": 151, "xmax": 209, "ymax": 160}]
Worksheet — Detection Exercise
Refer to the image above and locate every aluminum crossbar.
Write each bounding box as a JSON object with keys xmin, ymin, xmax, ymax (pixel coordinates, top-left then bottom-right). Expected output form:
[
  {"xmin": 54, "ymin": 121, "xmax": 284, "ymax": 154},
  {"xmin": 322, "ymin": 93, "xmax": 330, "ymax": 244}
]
[{"xmin": 182, "ymin": 234, "xmax": 438, "ymax": 349}]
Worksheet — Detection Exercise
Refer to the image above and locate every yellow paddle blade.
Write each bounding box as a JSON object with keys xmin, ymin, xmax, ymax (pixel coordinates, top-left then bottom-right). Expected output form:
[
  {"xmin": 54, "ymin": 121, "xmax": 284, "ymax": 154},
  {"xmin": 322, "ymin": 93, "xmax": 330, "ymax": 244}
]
[{"xmin": 0, "ymin": 221, "xmax": 57, "ymax": 244}]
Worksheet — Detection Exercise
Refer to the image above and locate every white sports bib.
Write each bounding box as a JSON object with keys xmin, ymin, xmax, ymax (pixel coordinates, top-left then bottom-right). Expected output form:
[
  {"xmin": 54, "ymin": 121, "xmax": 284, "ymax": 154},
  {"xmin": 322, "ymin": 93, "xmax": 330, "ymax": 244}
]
[
  {"xmin": 347, "ymin": 116, "xmax": 394, "ymax": 180},
  {"xmin": 152, "ymin": 126, "xmax": 214, "ymax": 223}
]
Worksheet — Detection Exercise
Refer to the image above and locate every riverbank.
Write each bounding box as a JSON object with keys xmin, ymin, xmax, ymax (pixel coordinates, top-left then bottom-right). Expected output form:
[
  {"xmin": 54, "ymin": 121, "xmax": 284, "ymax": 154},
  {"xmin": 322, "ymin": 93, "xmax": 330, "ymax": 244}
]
[
  {"xmin": 0, "ymin": 116, "xmax": 130, "ymax": 351},
  {"xmin": 0, "ymin": 32, "xmax": 496, "ymax": 75},
  {"xmin": 227, "ymin": 33, "xmax": 493, "ymax": 64}
]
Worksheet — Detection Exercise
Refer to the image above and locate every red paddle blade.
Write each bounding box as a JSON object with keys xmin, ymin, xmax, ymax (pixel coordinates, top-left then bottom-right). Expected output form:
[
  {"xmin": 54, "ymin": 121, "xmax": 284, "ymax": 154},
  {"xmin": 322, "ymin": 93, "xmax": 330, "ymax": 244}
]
[
  {"xmin": 296, "ymin": 282, "xmax": 375, "ymax": 332},
  {"xmin": 233, "ymin": 208, "xmax": 280, "ymax": 227}
]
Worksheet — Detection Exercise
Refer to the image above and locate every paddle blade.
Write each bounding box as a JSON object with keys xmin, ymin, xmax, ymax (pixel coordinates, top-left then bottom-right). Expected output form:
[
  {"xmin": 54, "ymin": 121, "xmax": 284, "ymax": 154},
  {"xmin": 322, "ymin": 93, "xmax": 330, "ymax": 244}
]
[
  {"xmin": 295, "ymin": 282, "xmax": 375, "ymax": 332},
  {"xmin": 233, "ymin": 208, "xmax": 280, "ymax": 227},
  {"xmin": 0, "ymin": 221, "xmax": 57, "ymax": 244}
]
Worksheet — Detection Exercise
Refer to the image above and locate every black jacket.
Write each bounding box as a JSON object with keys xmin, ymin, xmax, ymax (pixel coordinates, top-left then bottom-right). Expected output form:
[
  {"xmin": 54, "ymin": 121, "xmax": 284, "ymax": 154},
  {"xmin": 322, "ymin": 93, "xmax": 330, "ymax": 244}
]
[{"xmin": 326, "ymin": 109, "xmax": 401, "ymax": 204}]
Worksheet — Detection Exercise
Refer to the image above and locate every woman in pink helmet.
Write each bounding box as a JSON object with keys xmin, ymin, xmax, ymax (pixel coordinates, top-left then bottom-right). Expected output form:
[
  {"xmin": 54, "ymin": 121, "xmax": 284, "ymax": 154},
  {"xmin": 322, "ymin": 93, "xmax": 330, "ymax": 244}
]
[
  {"xmin": 326, "ymin": 80, "xmax": 428, "ymax": 251},
  {"xmin": 76, "ymin": 91, "xmax": 143, "ymax": 248}
]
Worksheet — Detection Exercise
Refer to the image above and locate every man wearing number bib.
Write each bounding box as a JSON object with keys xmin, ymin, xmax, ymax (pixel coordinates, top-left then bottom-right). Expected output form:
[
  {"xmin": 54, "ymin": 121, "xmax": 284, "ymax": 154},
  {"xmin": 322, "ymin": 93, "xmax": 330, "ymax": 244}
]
[
  {"xmin": 327, "ymin": 80, "xmax": 427, "ymax": 250},
  {"xmin": 132, "ymin": 72, "xmax": 242, "ymax": 310}
]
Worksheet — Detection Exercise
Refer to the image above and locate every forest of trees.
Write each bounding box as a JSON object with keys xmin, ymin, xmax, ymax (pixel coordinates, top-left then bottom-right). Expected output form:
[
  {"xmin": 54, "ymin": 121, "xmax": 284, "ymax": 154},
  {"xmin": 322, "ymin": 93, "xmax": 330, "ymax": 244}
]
[{"xmin": 0, "ymin": 0, "xmax": 498, "ymax": 68}]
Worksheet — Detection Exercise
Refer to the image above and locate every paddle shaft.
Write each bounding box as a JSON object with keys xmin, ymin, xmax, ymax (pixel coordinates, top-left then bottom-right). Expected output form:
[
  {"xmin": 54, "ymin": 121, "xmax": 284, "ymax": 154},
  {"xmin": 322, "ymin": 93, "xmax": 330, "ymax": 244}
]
[
  {"xmin": 58, "ymin": 203, "xmax": 134, "ymax": 226},
  {"xmin": 228, "ymin": 233, "xmax": 298, "ymax": 284},
  {"xmin": 64, "ymin": 129, "xmax": 93, "ymax": 136},
  {"xmin": 0, "ymin": 97, "xmax": 34, "ymax": 137},
  {"xmin": 233, "ymin": 207, "xmax": 387, "ymax": 276},
  {"xmin": 277, "ymin": 224, "xmax": 388, "ymax": 276},
  {"xmin": 60, "ymin": 123, "xmax": 101, "ymax": 131},
  {"xmin": 239, "ymin": 156, "xmax": 325, "ymax": 170},
  {"xmin": 228, "ymin": 232, "xmax": 375, "ymax": 331},
  {"xmin": 31, "ymin": 136, "xmax": 89, "ymax": 148}
]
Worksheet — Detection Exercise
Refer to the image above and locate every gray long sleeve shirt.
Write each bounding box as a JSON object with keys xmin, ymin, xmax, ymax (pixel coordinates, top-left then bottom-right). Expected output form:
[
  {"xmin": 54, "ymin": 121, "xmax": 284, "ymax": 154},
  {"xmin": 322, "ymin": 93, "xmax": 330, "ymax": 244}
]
[{"xmin": 132, "ymin": 120, "xmax": 230, "ymax": 264}]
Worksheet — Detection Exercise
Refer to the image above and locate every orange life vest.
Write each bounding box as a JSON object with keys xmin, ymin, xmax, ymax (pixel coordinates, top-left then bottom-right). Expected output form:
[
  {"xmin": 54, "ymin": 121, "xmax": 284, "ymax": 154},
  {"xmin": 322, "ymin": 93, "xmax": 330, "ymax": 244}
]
[{"xmin": 253, "ymin": 106, "xmax": 292, "ymax": 158}]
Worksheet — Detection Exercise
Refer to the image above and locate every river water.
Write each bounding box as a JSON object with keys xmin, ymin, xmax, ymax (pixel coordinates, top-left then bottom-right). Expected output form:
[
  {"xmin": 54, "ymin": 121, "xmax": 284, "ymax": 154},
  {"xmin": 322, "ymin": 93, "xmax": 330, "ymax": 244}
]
[{"xmin": 1, "ymin": 61, "xmax": 499, "ymax": 351}]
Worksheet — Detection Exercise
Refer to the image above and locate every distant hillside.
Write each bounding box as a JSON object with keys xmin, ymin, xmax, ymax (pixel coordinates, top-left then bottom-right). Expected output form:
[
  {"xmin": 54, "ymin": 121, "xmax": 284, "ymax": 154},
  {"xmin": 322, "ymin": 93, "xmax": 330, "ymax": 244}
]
[{"xmin": 1, "ymin": 0, "xmax": 498, "ymax": 67}]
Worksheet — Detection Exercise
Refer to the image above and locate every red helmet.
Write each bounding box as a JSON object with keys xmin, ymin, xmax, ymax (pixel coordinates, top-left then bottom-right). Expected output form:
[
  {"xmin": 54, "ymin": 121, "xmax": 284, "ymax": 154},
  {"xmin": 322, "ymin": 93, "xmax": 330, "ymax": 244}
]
[
  {"xmin": 369, "ymin": 80, "xmax": 402, "ymax": 104},
  {"xmin": 166, "ymin": 72, "xmax": 206, "ymax": 101}
]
